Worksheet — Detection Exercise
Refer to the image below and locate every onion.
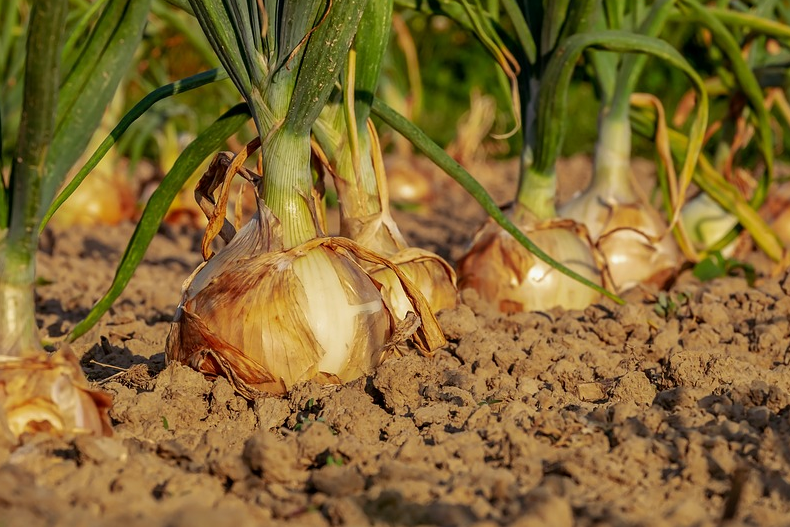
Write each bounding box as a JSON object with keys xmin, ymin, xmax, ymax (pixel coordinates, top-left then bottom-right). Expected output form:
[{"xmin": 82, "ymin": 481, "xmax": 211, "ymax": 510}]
[
  {"xmin": 559, "ymin": 121, "xmax": 679, "ymax": 292},
  {"xmin": 166, "ymin": 182, "xmax": 445, "ymax": 397},
  {"xmin": 458, "ymin": 206, "xmax": 602, "ymax": 312},
  {"xmin": 681, "ymin": 192, "xmax": 739, "ymax": 257},
  {"xmin": 0, "ymin": 349, "xmax": 112, "ymax": 446},
  {"xmin": 50, "ymin": 169, "xmax": 136, "ymax": 228}
]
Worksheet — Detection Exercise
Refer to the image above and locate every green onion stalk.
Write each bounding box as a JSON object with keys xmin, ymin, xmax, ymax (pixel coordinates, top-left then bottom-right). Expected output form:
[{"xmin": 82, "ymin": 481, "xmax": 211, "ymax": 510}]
[
  {"xmin": 0, "ymin": 0, "xmax": 150, "ymax": 444},
  {"xmin": 457, "ymin": 0, "xmax": 605, "ymax": 312},
  {"xmin": 167, "ymin": 0, "xmax": 445, "ymax": 397},
  {"xmin": 312, "ymin": 0, "xmax": 457, "ymax": 320},
  {"xmin": 558, "ymin": 0, "xmax": 684, "ymax": 292}
]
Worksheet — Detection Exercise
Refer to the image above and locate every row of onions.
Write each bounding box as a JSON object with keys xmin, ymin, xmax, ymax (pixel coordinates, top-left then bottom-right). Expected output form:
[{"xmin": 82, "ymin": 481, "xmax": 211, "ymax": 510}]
[
  {"xmin": 432, "ymin": 0, "xmax": 789, "ymax": 313},
  {"xmin": 165, "ymin": 0, "xmax": 789, "ymax": 396}
]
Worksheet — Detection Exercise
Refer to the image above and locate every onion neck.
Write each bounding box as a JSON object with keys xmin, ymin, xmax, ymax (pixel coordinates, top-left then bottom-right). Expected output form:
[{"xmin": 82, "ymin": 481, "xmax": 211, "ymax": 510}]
[
  {"xmin": 516, "ymin": 167, "xmax": 557, "ymax": 221},
  {"xmin": 335, "ymin": 127, "xmax": 382, "ymax": 221},
  {"xmin": 516, "ymin": 146, "xmax": 557, "ymax": 221},
  {"xmin": 590, "ymin": 110, "xmax": 637, "ymax": 203},
  {"xmin": 254, "ymin": 72, "xmax": 318, "ymax": 249},
  {"xmin": 261, "ymin": 128, "xmax": 317, "ymax": 249}
]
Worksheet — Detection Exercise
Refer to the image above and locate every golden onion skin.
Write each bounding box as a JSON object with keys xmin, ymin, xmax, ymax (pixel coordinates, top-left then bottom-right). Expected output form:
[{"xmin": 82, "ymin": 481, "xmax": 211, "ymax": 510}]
[
  {"xmin": 342, "ymin": 212, "xmax": 458, "ymax": 321},
  {"xmin": 458, "ymin": 218, "xmax": 602, "ymax": 313},
  {"xmin": 369, "ymin": 247, "xmax": 458, "ymax": 319},
  {"xmin": 0, "ymin": 349, "xmax": 113, "ymax": 446},
  {"xmin": 167, "ymin": 204, "xmax": 445, "ymax": 397},
  {"xmin": 168, "ymin": 243, "xmax": 393, "ymax": 396},
  {"xmin": 560, "ymin": 193, "xmax": 679, "ymax": 292}
]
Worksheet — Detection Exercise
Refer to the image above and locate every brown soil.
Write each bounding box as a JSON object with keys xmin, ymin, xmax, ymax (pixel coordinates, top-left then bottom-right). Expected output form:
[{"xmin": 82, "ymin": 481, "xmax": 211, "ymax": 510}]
[{"xmin": 4, "ymin": 155, "xmax": 790, "ymax": 526}]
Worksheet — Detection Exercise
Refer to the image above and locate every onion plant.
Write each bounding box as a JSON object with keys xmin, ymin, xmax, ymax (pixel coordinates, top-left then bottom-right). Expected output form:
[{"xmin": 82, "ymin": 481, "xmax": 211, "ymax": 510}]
[
  {"xmin": 165, "ymin": 0, "xmax": 446, "ymax": 397},
  {"xmin": 311, "ymin": 0, "xmax": 458, "ymax": 319},
  {"xmin": 455, "ymin": 0, "xmax": 607, "ymax": 312},
  {"xmin": 0, "ymin": 0, "xmax": 150, "ymax": 443},
  {"xmin": 555, "ymin": 0, "xmax": 708, "ymax": 292}
]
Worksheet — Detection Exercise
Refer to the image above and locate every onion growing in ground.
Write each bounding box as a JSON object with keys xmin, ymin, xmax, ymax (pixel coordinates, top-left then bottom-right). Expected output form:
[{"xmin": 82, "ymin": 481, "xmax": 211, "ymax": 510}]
[
  {"xmin": 312, "ymin": 8, "xmax": 457, "ymax": 319},
  {"xmin": 458, "ymin": 205, "xmax": 602, "ymax": 312},
  {"xmin": 559, "ymin": 117, "xmax": 679, "ymax": 292},
  {"xmin": 0, "ymin": 350, "xmax": 112, "ymax": 447},
  {"xmin": 167, "ymin": 155, "xmax": 444, "ymax": 397},
  {"xmin": 456, "ymin": 2, "xmax": 604, "ymax": 312},
  {"xmin": 165, "ymin": 0, "xmax": 446, "ymax": 397},
  {"xmin": 314, "ymin": 119, "xmax": 458, "ymax": 318}
]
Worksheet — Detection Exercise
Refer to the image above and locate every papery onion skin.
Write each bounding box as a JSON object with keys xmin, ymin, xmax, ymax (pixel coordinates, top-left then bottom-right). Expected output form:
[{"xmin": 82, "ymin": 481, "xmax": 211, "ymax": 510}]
[
  {"xmin": 560, "ymin": 194, "xmax": 679, "ymax": 293},
  {"xmin": 345, "ymin": 213, "xmax": 458, "ymax": 320},
  {"xmin": 369, "ymin": 248, "xmax": 458, "ymax": 319},
  {"xmin": 0, "ymin": 349, "xmax": 113, "ymax": 447},
  {"xmin": 166, "ymin": 200, "xmax": 446, "ymax": 397},
  {"xmin": 169, "ymin": 241, "xmax": 394, "ymax": 395},
  {"xmin": 458, "ymin": 218, "xmax": 602, "ymax": 313}
]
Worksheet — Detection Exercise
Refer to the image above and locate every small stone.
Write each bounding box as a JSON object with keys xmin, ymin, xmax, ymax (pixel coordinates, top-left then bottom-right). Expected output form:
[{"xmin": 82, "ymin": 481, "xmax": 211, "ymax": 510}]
[
  {"xmin": 310, "ymin": 464, "xmax": 365, "ymax": 496},
  {"xmin": 577, "ymin": 382, "xmax": 606, "ymax": 402},
  {"xmin": 437, "ymin": 304, "xmax": 479, "ymax": 340},
  {"xmin": 612, "ymin": 371, "xmax": 656, "ymax": 405}
]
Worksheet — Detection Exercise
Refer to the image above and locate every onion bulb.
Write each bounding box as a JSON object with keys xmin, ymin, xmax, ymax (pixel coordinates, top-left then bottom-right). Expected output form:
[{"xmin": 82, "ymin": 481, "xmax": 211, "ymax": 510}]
[
  {"xmin": 558, "ymin": 135, "xmax": 679, "ymax": 292},
  {"xmin": 384, "ymin": 154, "xmax": 436, "ymax": 206},
  {"xmin": 344, "ymin": 210, "xmax": 458, "ymax": 319},
  {"xmin": 367, "ymin": 247, "xmax": 458, "ymax": 320},
  {"xmin": 559, "ymin": 190, "xmax": 678, "ymax": 292},
  {"xmin": 681, "ymin": 192, "xmax": 739, "ymax": 257},
  {"xmin": 316, "ymin": 117, "xmax": 457, "ymax": 318},
  {"xmin": 0, "ymin": 349, "xmax": 112, "ymax": 446},
  {"xmin": 50, "ymin": 168, "xmax": 136, "ymax": 228},
  {"xmin": 166, "ymin": 194, "xmax": 445, "ymax": 397},
  {"xmin": 457, "ymin": 206, "xmax": 602, "ymax": 312}
]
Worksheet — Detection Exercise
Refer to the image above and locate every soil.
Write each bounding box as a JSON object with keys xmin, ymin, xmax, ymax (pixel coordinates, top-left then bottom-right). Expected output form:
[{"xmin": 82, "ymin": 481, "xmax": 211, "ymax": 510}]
[{"xmin": 3, "ymin": 155, "xmax": 790, "ymax": 526}]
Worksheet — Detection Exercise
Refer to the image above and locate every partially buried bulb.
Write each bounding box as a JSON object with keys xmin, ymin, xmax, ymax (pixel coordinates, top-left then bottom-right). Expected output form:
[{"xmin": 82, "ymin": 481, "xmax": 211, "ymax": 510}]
[
  {"xmin": 166, "ymin": 156, "xmax": 445, "ymax": 397},
  {"xmin": 458, "ymin": 206, "xmax": 603, "ymax": 312}
]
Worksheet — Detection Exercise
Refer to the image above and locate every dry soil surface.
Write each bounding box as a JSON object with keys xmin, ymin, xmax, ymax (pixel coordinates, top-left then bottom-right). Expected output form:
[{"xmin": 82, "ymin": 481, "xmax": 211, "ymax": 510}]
[{"xmin": 2, "ymin": 156, "xmax": 790, "ymax": 527}]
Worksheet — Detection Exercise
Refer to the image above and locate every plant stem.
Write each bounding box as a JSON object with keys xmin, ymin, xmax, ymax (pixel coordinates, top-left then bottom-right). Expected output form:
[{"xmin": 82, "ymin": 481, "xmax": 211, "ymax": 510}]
[
  {"xmin": 515, "ymin": 162, "xmax": 557, "ymax": 221},
  {"xmin": 515, "ymin": 73, "xmax": 556, "ymax": 221},
  {"xmin": 261, "ymin": 128, "xmax": 317, "ymax": 248},
  {"xmin": 1, "ymin": 0, "xmax": 67, "ymax": 355},
  {"xmin": 590, "ymin": 111, "xmax": 636, "ymax": 201}
]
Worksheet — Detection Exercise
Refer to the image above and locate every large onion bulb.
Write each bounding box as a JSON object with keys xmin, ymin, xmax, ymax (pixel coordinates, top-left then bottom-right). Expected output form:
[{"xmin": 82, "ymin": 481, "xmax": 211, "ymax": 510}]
[{"xmin": 166, "ymin": 199, "xmax": 445, "ymax": 397}]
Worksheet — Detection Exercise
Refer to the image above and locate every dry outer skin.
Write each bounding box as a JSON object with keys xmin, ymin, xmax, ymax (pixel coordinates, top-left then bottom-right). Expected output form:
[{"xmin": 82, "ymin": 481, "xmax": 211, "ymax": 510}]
[{"xmin": 2, "ymin": 156, "xmax": 789, "ymax": 526}]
